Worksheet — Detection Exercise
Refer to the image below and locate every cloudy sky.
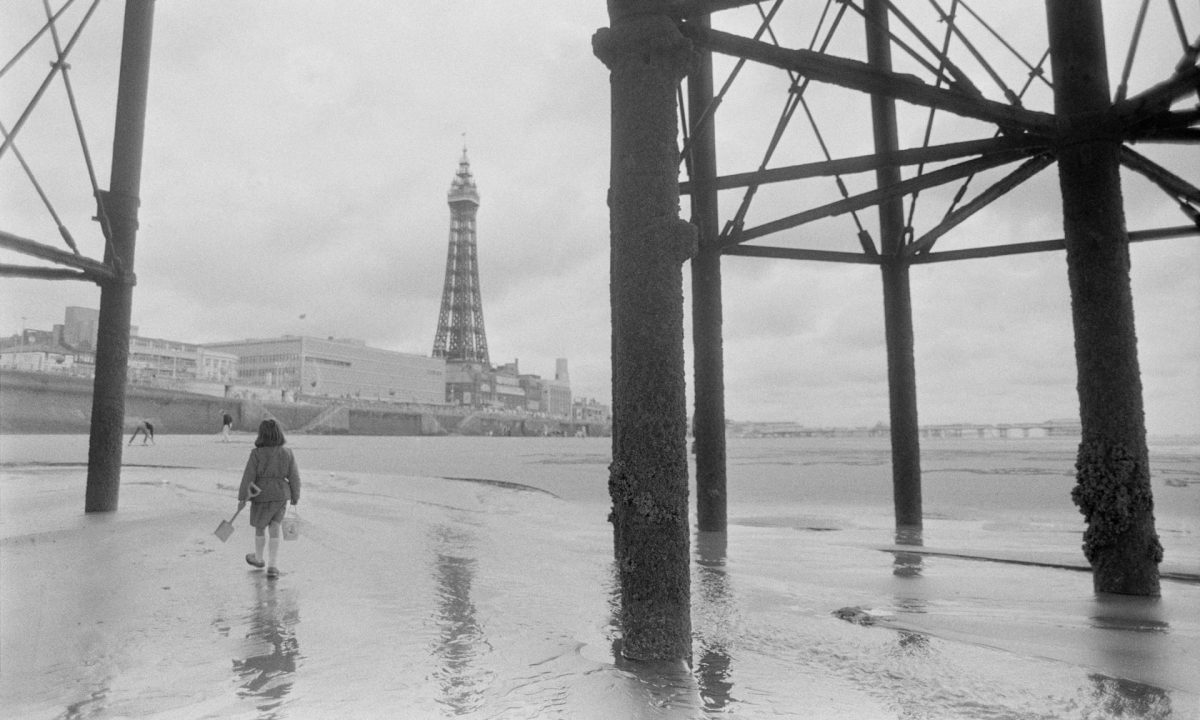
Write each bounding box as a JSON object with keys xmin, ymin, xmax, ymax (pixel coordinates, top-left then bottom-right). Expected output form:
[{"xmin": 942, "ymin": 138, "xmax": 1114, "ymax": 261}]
[{"xmin": 3, "ymin": 1, "xmax": 1197, "ymax": 434}]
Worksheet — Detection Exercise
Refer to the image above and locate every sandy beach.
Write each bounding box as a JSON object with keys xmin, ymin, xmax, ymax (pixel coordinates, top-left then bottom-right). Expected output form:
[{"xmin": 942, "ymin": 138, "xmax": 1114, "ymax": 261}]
[{"xmin": 2, "ymin": 434, "xmax": 1197, "ymax": 719}]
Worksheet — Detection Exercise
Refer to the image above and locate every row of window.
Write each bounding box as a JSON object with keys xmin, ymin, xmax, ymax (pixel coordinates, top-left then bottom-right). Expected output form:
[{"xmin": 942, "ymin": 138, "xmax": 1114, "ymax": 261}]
[
  {"xmin": 241, "ymin": 353, "xmax": 300, "ymax": 366},
  {"xmin": 304, "ymin": 356, "xmax": 353, "ymax": 368}
]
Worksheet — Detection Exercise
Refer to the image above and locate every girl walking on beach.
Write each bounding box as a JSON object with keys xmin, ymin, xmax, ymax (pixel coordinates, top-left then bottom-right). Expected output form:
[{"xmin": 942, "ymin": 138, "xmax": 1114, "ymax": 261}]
[{"xmin": 238, "ymin": 419, "xmax": 301, "ymax": 578}]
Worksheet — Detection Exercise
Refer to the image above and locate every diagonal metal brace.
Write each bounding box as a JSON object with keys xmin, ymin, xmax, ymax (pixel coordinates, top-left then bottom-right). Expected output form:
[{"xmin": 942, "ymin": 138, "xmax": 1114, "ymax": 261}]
[
  {"xmin": 678, "ymin": 23, "xmax": 1057, "ymax": 135},
  {"xmin": 0, "ymin": 229, "xmax": 119, "ymax": 283},
  {"xmin": 906, "ymin": 153, "xmax": 1056, "ymax": 256},
  {"xmin": 727, "ymin": 148, "xmax": 1040, "ymax": 246}
]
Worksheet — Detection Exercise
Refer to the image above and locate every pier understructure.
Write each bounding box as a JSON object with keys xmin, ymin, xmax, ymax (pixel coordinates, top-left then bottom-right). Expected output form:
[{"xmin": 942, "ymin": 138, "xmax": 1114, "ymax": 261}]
[
  {"xmin": 1, "ymin": 2, "xmax": 156, "ymax": 513},
  {"xmin": 2, "ymin": 0, "xmax": 1196, "ymax": 668},
  {"xmin": 597, "ymin": 0, "xmax": 1198, "ymax": 659}
]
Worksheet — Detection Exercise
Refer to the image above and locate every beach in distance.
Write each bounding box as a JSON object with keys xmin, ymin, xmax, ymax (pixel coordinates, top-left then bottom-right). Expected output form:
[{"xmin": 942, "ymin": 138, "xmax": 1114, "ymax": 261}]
[{"xmin": 1, "ymin": 433, "xmax": 1197, "ymax": 719}]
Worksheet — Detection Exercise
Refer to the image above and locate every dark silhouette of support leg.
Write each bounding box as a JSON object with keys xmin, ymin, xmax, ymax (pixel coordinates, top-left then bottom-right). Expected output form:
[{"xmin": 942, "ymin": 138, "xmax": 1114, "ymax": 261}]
[
  {"xmin": 865, "ymin": 0, "xmax": 922, "ymax": 531},
  {"xmin": 594, "ymin": 5, "xmax": 698, "ymax": 661},
  {"xmin": 1045, "ymin": 0, "xmax": 1161, "ymax": 596},
  {"xmin": 687, "ymin": 13, "xmax": 728, "ymax": 533},
  {"xmin": 86, "ymin": 1, "xmax": 156, "ymax": 513}
]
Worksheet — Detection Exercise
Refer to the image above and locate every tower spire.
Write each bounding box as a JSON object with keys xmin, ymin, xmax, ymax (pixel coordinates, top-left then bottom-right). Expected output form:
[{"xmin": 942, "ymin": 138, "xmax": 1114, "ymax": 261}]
[
  {"xmin": 447, "ymin": 146, "xmax": 479, "ymax": 206},
  {"xmin": 432, "ymin": 149, "xmax": 490, "ymax": 367}
]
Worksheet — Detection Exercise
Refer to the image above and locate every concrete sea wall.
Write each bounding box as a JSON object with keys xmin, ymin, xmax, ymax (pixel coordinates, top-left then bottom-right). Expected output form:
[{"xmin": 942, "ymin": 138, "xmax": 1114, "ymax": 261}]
[{"xmin": 0, "ymin": 370, "xmax": 607, "ymax": 437}]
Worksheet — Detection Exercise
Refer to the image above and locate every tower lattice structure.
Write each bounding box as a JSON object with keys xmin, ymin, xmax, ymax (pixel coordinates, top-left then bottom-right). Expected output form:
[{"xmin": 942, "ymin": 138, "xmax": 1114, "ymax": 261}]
[{"xmin": 432, "ymin": 149, "xmax": 490, "ymax": 367}]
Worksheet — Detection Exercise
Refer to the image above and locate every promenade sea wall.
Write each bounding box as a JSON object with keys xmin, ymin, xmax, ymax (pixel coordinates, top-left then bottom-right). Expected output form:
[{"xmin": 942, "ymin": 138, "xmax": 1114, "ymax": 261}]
[{"xmin": 0, "ymin": 370, "xmax": 606, "ymax": 437}]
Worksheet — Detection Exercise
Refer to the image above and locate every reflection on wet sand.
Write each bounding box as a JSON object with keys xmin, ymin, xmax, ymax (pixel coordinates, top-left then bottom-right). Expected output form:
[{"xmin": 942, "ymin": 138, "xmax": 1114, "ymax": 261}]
[
  {"xmin": 1085, "ymin": 595, "xmax": 1175, "ymax": 715},
  {"xmin": 232, "ymin": 579, "xmax": 300, "ymax": 718},
  {"xmin": 889, "ymin": 527, "xmax": 930, "ymax": 653},
  {"xmin": 694, "ymin": 531, "xmax": 735, "ymax": 711},
  {"xmin": 891, "ymin": 526, "xmax": 924, "ymax": 579},
  {"xmin": 428, "ymin": 524, "xmax": 492, "ymax": 716},
  {"xmin": 595, "ymin": 531, "xmax": 738, "ymax": 716},
  {"xmin": 55, "ymin": 514, "xmax": 140, "ymax": 719},
  {"xmin": 600, "ymin": 561, "xmax": 704, "ymax": 716}
]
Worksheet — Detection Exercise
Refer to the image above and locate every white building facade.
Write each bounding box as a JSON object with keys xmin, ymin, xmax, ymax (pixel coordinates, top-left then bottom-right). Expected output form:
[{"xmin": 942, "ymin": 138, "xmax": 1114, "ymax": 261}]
[{"xmin": 207, "ymin": 336, "xmax": 446, "ymax": 405}]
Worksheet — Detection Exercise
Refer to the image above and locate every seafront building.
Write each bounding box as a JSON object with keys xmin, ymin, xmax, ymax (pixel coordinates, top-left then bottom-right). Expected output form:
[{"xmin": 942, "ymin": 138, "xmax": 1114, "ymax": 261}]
[
  {"xmin": 1, "ymin": 306, "xmax": 591, "ymax": 419},
  {"xmin": 204, "ymin": 336, "xmax": 446, "ymax": 405},
  {"xmin": 571, "ymin": 397, "xmax": 610, "ymax": 425},
  {"xmin": 531, "ymin": 358, "xmax": 572, "ymax": 417},
  {"xmin": 60, "ymin": 306, "xmax": 101, "ymax": 349},
  {"xmin": 128, "ymin": 336, "xmax": 238, "ymax": 384},
  {"xmin": 0, "ymin": 343, "xmax": 81, "ymax": 374},
  {"xmin": 0, "ymin": 307, "xmax": 237, "ymax": 384}
]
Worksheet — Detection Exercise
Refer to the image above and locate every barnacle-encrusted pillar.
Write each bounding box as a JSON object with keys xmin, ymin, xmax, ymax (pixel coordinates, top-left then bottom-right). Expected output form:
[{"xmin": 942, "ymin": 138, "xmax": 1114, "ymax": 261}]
[
  {"xmin": 594, "ymin": 6, "xmax": 698, "ymax": 661},
  {"xmin": 1046, "ymin": 0, "xmax": 1161, "ymax": 595}
]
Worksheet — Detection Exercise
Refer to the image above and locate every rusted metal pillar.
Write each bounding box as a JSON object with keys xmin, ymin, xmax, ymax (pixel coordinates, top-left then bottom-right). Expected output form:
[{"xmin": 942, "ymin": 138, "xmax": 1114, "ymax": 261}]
[
  {"xmin": 865, "ymin": 0, "xmax": 922, "ymax": 530},
  {"xmin": 1045, "ymin": 0, "xmax": 1161, "ymax": 595},
  {"xmin": 687, "ymin": 13, "xmax": 728, "ymax": 533},
  {"xmin": 594, "ymin": 5, "xmax": 698, "ymax": 661},
  {"xmin": 86, "ymin": 0, "xmax": 156, "ymax": 512}
]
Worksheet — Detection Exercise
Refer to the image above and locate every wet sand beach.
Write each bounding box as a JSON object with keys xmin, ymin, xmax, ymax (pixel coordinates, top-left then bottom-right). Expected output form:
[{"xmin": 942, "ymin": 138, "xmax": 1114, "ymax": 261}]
[{"xmin": 1, "ymin": 434, "xmax": 1197, "ymax": 719}]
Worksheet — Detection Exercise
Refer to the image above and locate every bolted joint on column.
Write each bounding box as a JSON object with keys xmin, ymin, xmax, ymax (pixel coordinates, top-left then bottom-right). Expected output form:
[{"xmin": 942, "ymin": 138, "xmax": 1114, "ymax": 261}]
[
  {"xmin": 593, "ymin": 13, "xmax": 697, "ymax": 83},
  {"xmin": 98, "ymin": 189, "xmax": 142, "ymax": 225}
]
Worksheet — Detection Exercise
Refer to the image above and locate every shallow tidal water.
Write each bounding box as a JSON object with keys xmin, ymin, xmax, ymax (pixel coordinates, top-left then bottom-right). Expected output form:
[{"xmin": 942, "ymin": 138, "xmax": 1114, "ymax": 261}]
[{"xmin": 1, "ymin": 434, "xmax": 1197, "ymax": 719}]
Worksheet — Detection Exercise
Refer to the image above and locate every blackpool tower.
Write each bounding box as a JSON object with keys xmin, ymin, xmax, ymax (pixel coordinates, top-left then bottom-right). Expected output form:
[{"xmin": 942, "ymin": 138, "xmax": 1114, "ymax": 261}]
[{"xmin": 431, "ymin": 149, "xmax": 490, "ymax": 367}]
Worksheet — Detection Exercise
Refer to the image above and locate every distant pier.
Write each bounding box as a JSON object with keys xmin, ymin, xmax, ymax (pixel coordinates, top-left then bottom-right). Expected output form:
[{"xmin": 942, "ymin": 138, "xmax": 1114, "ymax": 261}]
[{"xmin": 730, "ymin": 419, "xmax": 1082, "ymax": 439}]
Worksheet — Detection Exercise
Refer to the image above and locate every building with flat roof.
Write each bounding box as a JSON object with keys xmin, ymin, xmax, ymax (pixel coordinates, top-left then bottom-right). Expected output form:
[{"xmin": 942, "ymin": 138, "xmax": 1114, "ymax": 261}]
[
  {"xmin": 206, "ymin": 336, "xmax": 445, "ymax": 405},
  {"xmin": 60, "ymin": 306, "xmax": 100, "ymax": 349},
  {"xmin": 0, "ymin": 344, "xmax": 78, "ymax": 373},
  {"xmin": 127, "ymin": 335, "xmax": 238, "ymax": 383},
  {"xmin": 4, "ymin": 307, "xmax": 230, "ymax": 383},
  {"xmin": 518, "ymin": 358, "xmax": 572, "ymax": 417}
]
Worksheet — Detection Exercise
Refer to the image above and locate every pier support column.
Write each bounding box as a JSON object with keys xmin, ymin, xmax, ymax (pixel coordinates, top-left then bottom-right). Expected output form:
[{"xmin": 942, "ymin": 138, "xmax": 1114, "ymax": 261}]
[
  {"xmin": 86, "ymin": 0, "xmax": 156, "ymax": 513},
  {"xmin": 594, "ymin": 6, "xmax": 698, "ymax": 661},
  {"xmin": 1045, "ymin": 0, "xmax": 1160, "ymax": 595},
  {"xmin": 865, "ymin": 0, "xmax": 922, "ymax": 530},
  {"xmin": 687, "ymin": 14, "xmax": 728, "ymax": 533}
]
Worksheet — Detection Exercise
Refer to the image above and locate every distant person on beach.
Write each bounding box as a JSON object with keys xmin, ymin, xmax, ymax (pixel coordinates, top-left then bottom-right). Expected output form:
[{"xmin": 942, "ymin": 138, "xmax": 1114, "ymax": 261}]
[
  {"xmin": 128, "ymin": 419, "xmax": 154, "ymax": 445},
  {"xmin": 221, "ymin": 411, "xmax": 234, "ymax": 442},
  {"xmin": 237, "ymin": 419, "xmax": 301, "ymax": 579}
]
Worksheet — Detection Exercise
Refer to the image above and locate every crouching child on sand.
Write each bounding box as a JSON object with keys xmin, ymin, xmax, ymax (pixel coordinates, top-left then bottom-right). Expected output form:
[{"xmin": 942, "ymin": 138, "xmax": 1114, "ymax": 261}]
[{"xmin": 238, "ymin": 419, "xmax": 301, "ymax": 578}]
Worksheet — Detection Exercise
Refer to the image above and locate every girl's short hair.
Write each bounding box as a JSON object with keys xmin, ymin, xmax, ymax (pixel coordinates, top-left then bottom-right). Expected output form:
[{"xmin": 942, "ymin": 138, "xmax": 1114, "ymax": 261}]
[{"xmin": 255, "ymin": 418, "xmax": 287, "ymax": 448}]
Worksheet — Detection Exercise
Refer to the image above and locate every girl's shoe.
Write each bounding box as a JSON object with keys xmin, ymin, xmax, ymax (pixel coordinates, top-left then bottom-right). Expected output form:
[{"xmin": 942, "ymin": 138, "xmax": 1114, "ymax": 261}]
[
  {"xmin": 245, "ymin": 554, "xmax": 265, "ymax": 569},
  {"xmin": 266, "ymin": 567, "xmax": 279, "ymax": 578}
]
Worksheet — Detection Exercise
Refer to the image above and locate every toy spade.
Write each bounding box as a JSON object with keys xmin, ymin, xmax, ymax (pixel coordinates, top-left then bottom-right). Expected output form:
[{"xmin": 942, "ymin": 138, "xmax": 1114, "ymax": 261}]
[{"xmin": 214, "ymin": 504, "xmax": 243, "ymax": 542}]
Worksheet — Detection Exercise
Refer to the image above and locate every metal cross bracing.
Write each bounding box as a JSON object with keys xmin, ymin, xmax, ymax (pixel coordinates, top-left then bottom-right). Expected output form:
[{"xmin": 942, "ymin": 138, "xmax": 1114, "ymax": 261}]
[
  {"xmin": 431, "ymin": 149, "xmax": 491, "ymax": 367},
  {"xmin": 2, "ymin": 1, "xmax": 156, "ymax": 512},
  {"xmin": 1, "ymin": 0, "xmax": 125, "ymax": 285},
  {"xmin": 676, "ymin": 0, "xmax": 1197, "ymax": 535},
  {"xmin": 682, "ymin": 0, "xmax": 1199, "ymax": 566},
  {"xmin": 676, "ymin": 0, "xmax": 1199, "ymax": 267},
  {"xmin": 676, "ymin": 0, "xmax": 1198, "ymax": 515},
  {"xmin": 600, "ymin": 0, "xmax": 1195, "ymax": 659}
]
